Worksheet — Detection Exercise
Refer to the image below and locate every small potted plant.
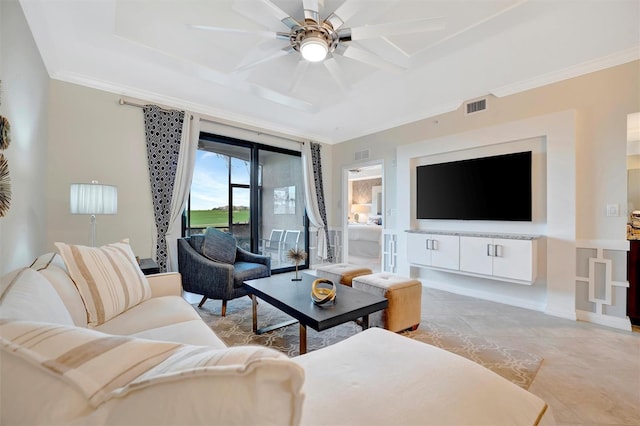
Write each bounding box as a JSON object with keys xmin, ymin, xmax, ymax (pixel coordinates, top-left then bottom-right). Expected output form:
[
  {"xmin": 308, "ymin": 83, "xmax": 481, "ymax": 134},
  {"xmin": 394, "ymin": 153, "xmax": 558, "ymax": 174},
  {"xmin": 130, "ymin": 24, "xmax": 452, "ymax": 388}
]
[{"xmin": 287, "ymin": 247, "xmax": 307, "ymax": 281}]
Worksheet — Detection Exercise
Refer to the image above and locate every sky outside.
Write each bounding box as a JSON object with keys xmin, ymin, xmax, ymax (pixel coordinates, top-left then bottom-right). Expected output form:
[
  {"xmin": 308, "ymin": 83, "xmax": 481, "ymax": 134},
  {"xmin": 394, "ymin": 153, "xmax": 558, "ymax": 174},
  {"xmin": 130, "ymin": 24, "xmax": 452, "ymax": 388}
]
[{"xmin": 190, "ymin": 151, "xmax": 250, "ymax": 210}]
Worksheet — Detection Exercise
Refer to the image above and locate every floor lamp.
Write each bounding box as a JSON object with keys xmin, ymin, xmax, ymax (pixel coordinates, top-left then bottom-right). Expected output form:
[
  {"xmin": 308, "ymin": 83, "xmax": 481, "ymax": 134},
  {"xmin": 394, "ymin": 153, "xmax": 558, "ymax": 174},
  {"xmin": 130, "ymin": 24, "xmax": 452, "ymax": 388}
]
[{"xmin": 70, "ymin": 181, "xmax": 118, "ymax": 246}]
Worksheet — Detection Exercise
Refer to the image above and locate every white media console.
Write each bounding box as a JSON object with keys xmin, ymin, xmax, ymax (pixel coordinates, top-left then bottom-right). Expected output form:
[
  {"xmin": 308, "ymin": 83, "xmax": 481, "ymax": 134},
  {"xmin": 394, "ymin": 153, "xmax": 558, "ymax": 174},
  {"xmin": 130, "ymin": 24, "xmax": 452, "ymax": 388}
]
[{"xmin": 406, "ymin": 230, "xmax": 540, "ymax": 285}]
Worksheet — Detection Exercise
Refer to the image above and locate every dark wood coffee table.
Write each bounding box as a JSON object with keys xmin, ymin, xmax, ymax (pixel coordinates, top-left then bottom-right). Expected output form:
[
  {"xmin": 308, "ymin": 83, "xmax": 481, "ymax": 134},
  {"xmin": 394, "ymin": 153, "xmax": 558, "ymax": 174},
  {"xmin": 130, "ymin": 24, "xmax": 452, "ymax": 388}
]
[{"xmin": 243, "ymin": 272, "xmax": 388, "ymax": 354}]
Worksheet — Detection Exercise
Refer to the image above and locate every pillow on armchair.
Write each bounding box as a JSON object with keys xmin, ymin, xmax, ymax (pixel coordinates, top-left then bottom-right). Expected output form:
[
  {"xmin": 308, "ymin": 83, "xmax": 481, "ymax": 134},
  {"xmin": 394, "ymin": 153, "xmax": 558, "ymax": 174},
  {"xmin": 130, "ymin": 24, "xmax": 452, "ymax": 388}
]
[{"xmin": 201, "ymin": 228, "xmax": 237, "ymax": 265}]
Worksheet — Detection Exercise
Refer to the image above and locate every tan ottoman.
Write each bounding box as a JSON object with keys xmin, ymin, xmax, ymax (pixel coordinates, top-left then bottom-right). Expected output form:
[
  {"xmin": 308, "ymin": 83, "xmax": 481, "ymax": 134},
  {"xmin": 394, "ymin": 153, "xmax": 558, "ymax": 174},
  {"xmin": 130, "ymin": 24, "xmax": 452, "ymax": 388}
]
[
  {"xmin": 352, "ymin": 273, "xmax": 422, "ymax": 332},
  {"xmin": 314, "ymin": 263, "xmax": 373, "ymax": 286}
]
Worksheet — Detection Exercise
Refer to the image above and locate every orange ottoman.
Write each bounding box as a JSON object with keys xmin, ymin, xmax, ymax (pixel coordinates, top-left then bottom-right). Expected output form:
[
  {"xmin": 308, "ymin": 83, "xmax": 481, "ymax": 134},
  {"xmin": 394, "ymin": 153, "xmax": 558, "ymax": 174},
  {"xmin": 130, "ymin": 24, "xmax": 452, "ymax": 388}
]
[
  {"xmin": 314, "ymin": 263, "xmax": 373, "ymax": 286},
  {"xmin": 352, "ymin": 273, "xmax": 422, "ymax": 332}
]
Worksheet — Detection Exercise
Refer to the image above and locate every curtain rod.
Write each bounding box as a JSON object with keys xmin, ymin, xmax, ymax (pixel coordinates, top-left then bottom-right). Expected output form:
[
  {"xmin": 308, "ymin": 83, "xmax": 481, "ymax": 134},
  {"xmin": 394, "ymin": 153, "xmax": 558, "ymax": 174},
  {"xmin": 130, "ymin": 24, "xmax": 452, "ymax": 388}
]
[
  {"xmin": 118, "ymin": 97, "xmax": 305, "ymax": 145},
  {"xmin": 119, "ymin": 99, "xmax": 193, "ymax": 120}
]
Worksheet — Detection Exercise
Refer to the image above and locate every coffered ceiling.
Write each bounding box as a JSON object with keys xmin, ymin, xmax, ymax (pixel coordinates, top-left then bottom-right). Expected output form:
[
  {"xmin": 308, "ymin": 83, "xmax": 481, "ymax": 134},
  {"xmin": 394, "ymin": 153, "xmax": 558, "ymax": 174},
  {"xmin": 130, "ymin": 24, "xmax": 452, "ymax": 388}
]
[{"xmin": 20, "ymin": 0, "xmax": 640, "ymax": 144}]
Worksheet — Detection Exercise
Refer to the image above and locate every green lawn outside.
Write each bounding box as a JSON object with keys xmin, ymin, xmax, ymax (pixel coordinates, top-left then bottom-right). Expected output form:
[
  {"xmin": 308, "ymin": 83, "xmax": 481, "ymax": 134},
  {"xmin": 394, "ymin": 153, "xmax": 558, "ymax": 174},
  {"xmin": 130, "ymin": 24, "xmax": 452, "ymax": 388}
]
[{"xmin": 189, "ymin": 210, "xmax": 250, "ymax": 228}]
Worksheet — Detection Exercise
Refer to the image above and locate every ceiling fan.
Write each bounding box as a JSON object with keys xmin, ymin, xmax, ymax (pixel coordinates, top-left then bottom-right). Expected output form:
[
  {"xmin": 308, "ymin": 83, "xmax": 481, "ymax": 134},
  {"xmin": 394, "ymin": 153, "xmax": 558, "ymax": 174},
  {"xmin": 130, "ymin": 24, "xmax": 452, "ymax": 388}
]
[{"xmin": 191, "ymin": 0, "xmax": 445, "ymax": 90}]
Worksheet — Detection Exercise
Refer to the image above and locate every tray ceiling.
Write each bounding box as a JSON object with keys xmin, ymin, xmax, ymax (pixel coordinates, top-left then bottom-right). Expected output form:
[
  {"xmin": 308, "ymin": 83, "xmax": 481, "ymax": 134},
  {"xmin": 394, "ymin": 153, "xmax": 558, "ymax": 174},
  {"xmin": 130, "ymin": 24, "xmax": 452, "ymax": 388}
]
[{"xmin": 20, "ymin": 0, "xmax": 640, "ymax": 144}]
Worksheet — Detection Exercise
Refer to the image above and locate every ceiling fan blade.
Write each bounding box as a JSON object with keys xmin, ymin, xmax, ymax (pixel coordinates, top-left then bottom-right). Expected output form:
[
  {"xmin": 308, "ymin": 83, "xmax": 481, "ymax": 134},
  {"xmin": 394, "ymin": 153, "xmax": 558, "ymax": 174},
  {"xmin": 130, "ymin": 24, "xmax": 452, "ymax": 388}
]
[
  {"xmin": 234, "ymin": 46, "xmax": 295, "ymax": 72},
  {"xmin": 335, "ymin": 44, "xmax": 405, "ymax": 73},
  {"xmin": 189, "ymin": 24, "xmax": 289, "ymax": 40},
  {"xmin": 233, "ymin": 0, "xmax": 300, "ymax": 30},
  {"xmin": 348, "ymin": 17, "xmax": 445, "ymax": 40},
  {"xmin": 289, "ymin": 60, "xmax": 309, "ymax": 93},
  {"xmin": 323, "ymin": 57, "xmax": 350, "ymax": 91},
  {"xmin": 303, "ymin": 0, "xmax": 321, "ymax": 23},
  {"xmin": 324, "ymin": 0, "xmax": 368, "ymax": 30}
]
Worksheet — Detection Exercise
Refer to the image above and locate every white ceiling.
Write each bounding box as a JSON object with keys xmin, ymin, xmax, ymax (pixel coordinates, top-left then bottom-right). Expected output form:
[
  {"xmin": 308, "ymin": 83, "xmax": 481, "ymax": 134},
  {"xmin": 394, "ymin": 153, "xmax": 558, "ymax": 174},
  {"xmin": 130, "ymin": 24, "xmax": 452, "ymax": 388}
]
[{"xmin": 20, "ymin": 0, "xmax": 640, "ymax": 144}]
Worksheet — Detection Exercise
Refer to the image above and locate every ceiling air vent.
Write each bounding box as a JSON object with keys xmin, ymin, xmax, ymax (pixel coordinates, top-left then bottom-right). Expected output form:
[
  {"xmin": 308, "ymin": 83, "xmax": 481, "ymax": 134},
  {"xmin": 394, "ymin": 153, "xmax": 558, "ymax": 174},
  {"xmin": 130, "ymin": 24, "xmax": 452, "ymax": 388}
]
[
  {"xmin": 466, "ymin": 98, "xmax": 487, "ymax": 115},
  {"xmin": 354, "ymin": 149, "xmax": 370, "ymax": 161}
]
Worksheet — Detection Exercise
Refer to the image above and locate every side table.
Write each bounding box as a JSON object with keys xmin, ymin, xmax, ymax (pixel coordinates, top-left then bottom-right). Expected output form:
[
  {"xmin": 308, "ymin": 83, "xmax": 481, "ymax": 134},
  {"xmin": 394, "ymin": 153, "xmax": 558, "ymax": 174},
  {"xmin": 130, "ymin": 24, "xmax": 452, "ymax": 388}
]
[{"xmin": 139, "ymin": 258, "xmax": 160, "ymax": 275}]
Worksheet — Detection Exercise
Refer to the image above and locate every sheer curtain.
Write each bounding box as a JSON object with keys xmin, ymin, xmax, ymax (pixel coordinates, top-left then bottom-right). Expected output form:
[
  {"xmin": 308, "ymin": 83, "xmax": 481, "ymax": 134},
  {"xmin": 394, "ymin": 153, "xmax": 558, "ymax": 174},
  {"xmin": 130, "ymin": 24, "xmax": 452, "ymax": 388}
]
[
  {"xmin": 166, "ymin": 114, "xmax": 200, "ymax": 272},
  {"xmin": 302, "ymin": 141, "xmax": 334, "ymax": 262}
]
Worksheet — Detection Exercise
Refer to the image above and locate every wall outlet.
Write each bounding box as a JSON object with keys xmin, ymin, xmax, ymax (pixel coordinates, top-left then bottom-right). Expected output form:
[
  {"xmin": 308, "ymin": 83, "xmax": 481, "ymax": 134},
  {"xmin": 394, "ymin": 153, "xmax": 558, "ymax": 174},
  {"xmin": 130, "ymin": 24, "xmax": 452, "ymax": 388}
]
[{"xmin": 606, "ymin": 204, "xmax": 619, "ymax": 217}]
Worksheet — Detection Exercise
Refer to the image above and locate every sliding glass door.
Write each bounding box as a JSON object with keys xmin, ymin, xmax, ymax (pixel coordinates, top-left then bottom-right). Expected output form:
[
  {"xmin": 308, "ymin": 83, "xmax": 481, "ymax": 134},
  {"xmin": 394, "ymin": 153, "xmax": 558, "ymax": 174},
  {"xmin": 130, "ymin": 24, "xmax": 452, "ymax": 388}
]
[
  {"xmin": 186, "ymin": 134, "xmax": 308, "ymax": 273},
  {"xmin": 258, "ymin": 149, "xmax": 307, "ymax": 270}
]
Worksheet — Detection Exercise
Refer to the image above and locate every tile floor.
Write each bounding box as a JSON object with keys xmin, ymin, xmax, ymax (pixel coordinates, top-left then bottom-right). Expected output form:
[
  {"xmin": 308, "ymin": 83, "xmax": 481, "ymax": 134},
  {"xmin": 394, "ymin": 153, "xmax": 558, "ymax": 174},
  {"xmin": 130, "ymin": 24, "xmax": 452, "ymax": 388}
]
[
  {"xmin": 186, "ymin": 283, "xmax": 640, "ymax": 425},
  {"xmin": 422, "ymin": 287, "xmax": 640, "ymax": 426}
]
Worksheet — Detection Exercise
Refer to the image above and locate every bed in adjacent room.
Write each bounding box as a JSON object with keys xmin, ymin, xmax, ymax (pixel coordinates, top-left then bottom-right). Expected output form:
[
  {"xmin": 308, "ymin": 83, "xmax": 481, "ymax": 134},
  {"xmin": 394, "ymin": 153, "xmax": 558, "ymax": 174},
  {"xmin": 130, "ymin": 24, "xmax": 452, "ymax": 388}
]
[{"xmin": 347, "ymin": 223, "xmax": 382, "ymax": 266}]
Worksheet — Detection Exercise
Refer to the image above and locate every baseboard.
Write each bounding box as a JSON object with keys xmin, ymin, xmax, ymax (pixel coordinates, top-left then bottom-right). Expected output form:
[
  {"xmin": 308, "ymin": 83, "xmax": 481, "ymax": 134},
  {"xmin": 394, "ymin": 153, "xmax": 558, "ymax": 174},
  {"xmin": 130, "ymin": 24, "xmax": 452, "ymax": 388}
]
[{"xmin": 576, "ymin": 309, "xmax": 632, "ymax": 331}]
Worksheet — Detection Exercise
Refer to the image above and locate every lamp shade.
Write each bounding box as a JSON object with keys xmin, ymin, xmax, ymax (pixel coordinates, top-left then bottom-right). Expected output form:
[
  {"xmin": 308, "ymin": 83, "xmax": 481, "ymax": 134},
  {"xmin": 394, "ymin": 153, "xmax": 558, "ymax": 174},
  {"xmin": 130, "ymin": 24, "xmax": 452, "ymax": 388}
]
[{"xmin": 70, "ymin": 182, "xmax": 118, "ymax": 215}]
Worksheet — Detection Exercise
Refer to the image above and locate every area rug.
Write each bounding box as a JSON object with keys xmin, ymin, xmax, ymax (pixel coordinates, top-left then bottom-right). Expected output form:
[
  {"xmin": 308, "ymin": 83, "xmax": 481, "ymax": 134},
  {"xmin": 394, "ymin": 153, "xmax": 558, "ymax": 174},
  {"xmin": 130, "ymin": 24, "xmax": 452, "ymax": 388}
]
[{"xmin": 195, "ymin": 297, "xmax": 542, "ymax": 389}]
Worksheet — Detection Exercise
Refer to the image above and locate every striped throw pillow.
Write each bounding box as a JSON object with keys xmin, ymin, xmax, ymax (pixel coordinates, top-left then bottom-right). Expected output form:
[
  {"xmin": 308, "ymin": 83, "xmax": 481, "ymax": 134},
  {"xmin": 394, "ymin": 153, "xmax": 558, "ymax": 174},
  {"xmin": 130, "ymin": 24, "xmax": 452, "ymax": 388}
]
[
  {"xmin": 55, "ymin": 240, "xmax": 151, "ymax": 326},
  {"xmin": 1, "ymin": 319, "xmax": 303, "ymax": 409},
  {"xmin": 0, "ymin": 319, "xmax": 180, "ymax": 406}
]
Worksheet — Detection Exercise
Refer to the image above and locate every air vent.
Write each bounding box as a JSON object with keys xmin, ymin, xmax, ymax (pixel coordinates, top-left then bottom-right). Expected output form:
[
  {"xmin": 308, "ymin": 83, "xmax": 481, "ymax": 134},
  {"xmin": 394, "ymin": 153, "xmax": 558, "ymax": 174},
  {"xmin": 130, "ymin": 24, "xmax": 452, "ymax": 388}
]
[
  {"xmin": 466, "ymin": 98, "xmax": 487, "ymax": 115},
  {"xmin": 354, "ymin": 149, "xmax": 370, "ymax": 161}
]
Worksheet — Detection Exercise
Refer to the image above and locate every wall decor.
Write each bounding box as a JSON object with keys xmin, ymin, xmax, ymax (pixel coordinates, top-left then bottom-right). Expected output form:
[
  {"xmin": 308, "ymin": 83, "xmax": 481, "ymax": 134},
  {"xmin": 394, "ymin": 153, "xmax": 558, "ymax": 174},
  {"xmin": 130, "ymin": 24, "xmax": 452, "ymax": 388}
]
[
  {"xmin": 0, "ymin": 153, "xmax": 11, "ymax": 217},
  {"xmin": 274, "ymin": 185, "xmax": 295, "ymax": 214},
  {"xmin": 0, "ymin": 116, "xmax": 10, "ymax": 150}
]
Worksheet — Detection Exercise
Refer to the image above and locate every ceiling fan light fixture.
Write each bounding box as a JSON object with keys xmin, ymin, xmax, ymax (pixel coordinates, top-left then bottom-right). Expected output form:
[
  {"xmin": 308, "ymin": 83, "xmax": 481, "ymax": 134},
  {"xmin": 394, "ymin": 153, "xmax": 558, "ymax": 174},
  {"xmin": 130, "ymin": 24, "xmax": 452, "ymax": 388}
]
[{"xmin": 300, "ymin": 36, "xmax": 328, "ymax": 62}]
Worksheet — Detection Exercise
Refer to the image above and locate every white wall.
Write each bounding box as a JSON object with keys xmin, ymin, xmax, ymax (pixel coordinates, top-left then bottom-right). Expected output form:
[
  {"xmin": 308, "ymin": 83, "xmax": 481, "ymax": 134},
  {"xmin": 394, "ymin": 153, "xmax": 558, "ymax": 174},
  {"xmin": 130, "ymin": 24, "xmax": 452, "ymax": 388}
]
[
  {"xmin": 331, "ymin": 62, "xmax": 639, "ymax": 243},
  {"xmin": 397, "ymin": 111, "xmax": 576, "ymax": 316},
  {"xmin": 331, "ymin": 61, "xmax": 639, "ymax": 320},
  {"xmin": 0, "ymin": 0, "xmax": 50, "ymax": 274}
]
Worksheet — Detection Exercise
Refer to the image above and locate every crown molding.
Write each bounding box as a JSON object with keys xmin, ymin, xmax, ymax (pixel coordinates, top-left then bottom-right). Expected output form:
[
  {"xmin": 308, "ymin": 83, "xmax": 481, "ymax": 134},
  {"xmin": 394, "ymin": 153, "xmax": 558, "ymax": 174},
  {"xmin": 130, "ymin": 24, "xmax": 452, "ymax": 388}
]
[
  {"xmin": 50, "ymin": 71, "xmax": 333, "ymax": 144},
  {"xmin": 490, "ymin": 47, "xmax": 640, "ymax": 98}
]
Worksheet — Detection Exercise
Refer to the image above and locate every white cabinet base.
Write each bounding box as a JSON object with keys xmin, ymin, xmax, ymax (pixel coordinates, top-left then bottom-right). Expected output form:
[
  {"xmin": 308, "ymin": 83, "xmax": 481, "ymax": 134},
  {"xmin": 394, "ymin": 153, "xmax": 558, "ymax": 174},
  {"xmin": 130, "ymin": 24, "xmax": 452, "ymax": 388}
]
[{"xmin": 408, "ymin": 231, "xmax": 539, "ymax": 285}]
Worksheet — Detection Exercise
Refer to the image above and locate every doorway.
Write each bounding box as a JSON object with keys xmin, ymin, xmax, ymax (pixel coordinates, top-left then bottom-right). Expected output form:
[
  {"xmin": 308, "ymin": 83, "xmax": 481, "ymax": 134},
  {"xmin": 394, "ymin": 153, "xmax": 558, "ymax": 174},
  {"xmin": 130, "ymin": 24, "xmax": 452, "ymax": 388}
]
[{"xmin": 343, "ymin": 162, "xmax": 384, "ymax": 272}]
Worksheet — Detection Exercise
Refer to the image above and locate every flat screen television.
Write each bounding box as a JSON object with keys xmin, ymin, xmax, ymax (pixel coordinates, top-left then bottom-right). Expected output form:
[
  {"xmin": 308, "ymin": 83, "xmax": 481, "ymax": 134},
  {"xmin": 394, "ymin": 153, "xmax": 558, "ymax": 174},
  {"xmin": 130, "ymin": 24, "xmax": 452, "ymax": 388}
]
[{"xmin": 416, "ymin": 151, "xmax": 532, "ymax": 221}]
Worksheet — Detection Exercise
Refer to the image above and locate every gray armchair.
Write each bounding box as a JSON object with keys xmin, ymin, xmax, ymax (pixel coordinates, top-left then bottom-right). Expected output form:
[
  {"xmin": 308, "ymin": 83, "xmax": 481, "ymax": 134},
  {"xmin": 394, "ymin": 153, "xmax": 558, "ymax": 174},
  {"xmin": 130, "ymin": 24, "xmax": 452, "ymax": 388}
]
[{"xmin": 178, "ymin": 228, "xmax": 271, "ymax": 316}]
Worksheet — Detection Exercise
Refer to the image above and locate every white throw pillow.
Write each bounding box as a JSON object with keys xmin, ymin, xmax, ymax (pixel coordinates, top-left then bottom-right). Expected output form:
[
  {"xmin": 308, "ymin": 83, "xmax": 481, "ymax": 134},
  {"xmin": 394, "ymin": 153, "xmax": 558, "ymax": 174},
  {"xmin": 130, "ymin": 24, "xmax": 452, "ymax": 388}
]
[
  {"xmin": 0, "ymin": 267, "xmax": 75, "ymax": 326},
  {"xmin": 55, "ymin": 239, "xmax": 152, "ymax": 326},
  {"xmin": 1, "ymin": 320, "xmax": 305, "ymax": 426}
]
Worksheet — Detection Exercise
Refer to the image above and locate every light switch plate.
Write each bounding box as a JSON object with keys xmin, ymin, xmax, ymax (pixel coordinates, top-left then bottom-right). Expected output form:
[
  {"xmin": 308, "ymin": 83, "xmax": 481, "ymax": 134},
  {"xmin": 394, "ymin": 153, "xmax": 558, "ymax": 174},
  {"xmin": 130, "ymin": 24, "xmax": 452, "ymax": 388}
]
[{"xmin": 606, "ymin": 204, "xmax": 619, "ymax": 217}]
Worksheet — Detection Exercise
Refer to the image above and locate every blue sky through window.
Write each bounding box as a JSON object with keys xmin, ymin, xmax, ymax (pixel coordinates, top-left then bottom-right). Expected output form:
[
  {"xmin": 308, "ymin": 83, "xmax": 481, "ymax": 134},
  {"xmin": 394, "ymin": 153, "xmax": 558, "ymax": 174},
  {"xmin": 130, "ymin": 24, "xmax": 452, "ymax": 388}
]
[{"xmin": 190, "ymin": 150, "xmax": 250, "ymax": 210}]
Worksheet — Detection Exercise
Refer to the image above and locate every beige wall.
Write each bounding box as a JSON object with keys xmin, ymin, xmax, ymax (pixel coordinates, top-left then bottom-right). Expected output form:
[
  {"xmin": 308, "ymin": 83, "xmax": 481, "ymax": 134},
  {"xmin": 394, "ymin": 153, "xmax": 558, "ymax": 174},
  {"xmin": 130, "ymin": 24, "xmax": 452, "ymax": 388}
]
[
  {"xmin": 46, "ymin": 81, "xmax": 156, "ymax": 258},
  {"xmin": 0, "ymin": 0, "xmax": 50, "ymax": 274},
  {"xmin": 331, "ymin": 61, "xmax": 640, "ymax": 243}
]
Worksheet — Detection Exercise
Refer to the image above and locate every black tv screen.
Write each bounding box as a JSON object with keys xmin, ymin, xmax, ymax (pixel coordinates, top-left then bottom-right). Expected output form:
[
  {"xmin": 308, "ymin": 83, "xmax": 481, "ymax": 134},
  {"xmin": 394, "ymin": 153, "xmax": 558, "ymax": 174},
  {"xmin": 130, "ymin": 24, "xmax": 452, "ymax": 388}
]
[{"xmin": 416, "ymin": 151, "xmax": 532, "ymax": 221}]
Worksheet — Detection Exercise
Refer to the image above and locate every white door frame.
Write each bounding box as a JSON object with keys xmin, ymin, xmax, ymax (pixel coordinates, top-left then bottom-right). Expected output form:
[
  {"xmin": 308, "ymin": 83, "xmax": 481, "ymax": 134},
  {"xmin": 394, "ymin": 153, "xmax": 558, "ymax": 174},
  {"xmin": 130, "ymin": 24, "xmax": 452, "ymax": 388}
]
[{"xmin": 341, "ymin": 160, "xmax": 385, "ymax": 267}]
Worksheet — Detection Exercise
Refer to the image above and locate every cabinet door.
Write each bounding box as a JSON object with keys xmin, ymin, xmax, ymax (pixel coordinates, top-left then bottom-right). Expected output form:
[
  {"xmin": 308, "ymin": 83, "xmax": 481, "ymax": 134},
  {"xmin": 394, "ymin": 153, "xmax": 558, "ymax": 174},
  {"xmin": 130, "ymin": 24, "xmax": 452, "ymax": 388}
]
[
  {"xmin": 430, "ymin": 234, "xmax": 460, "ymax": 270},
  {"xmin": 492, "ymin": 238, "xmax": 534, "ymax": 281},
  {"xmin": 407, "ymin": 233, "xmax": 431, "ymax": 266},
  {"xmin": 459, "ymin": 236, "xmax": 493, "ymax": 275}
]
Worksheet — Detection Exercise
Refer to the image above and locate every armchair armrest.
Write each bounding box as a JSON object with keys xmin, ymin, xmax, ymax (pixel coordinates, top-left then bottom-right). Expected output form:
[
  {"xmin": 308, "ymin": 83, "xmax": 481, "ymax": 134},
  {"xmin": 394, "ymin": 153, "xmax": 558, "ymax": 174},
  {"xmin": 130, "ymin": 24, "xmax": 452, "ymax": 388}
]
[
  {"xmin": 236, "ymin": 247, "xmax": 271, "ymax": 269},
  {"xmin": 146, "ymin": 272, "xmax": 182, "ymax": 298}
]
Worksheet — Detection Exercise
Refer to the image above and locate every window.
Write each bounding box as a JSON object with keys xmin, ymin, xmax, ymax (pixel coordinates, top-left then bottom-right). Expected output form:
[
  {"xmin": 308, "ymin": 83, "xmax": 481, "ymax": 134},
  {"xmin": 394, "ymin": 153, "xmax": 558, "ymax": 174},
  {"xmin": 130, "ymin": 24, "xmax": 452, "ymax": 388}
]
[{"xmin": 186, "ymin": 134, "xmax": 308, "ymax": 273}]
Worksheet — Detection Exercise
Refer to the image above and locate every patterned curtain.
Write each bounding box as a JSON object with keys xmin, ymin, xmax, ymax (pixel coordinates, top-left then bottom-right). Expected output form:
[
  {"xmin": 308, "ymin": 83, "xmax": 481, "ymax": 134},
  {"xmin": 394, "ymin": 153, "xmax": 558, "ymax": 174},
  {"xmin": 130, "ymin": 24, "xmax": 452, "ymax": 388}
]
[
  {"xmin": 310, "ymin": 142, "xmax": 334, "ymax": 262},
  {"xmin": 143, "ymin": 106, "xmax": 184, "ymax": 272}
]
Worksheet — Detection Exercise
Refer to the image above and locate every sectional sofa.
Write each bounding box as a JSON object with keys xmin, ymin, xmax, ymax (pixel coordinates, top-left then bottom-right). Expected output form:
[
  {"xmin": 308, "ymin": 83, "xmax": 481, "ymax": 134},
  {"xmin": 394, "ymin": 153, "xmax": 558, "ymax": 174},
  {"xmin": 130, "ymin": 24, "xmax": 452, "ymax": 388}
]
[{"xmin": 0, "ymin": 240, "xmax": 553, "ymax": 425}]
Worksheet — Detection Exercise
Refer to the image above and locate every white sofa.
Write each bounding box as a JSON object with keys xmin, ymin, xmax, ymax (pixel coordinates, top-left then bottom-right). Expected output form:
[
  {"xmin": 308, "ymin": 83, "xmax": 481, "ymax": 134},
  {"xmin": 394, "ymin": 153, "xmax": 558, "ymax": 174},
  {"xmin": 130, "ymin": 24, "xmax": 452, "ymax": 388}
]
[{"xmin": 1, "ymin": 246, "xmax": 553, "ymax": 426}]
